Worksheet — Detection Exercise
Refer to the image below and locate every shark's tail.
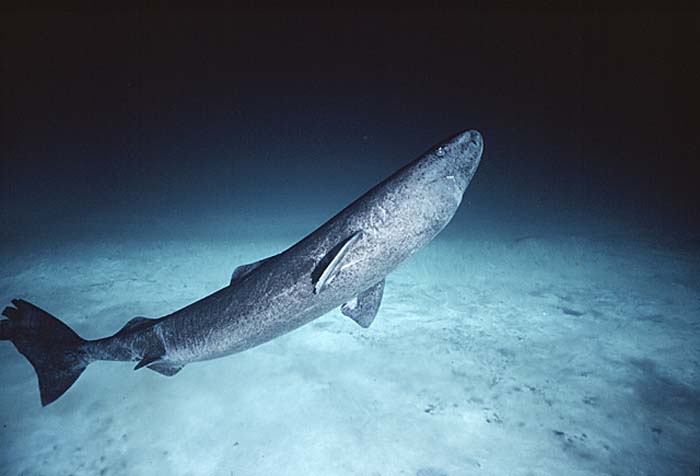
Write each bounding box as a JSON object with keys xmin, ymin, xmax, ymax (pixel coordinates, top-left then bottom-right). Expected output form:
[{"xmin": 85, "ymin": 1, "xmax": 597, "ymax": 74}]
[{"xmin": 1, "ymin": 299, "xmax": 90, "ymax": 406}]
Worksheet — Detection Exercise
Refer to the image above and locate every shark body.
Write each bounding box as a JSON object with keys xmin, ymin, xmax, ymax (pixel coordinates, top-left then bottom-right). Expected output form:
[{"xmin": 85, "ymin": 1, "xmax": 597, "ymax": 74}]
[{"xmin": 1, "ymin": 129, "xmax": 484, "ymax": 405}]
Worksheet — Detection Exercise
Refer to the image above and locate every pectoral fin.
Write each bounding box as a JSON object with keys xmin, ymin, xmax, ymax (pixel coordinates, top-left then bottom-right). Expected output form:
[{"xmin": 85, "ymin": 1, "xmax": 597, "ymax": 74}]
[
  {"xmin": 312, "ymin": 231, "xmax": 362, "ymax": 294},
  {"xmin": 341, "ymin": 279, "xmax": 385, "ymax": 328},
  {"xmin": 116, "ymin": 316, "xmax": 156, "ymax": 335}
]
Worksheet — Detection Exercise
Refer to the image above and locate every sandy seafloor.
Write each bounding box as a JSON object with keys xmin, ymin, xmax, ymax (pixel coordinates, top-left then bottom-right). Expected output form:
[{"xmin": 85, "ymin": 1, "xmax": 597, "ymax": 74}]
[{"xmin": 0, "ymin": 216, "xmax": 698, "ymax": 476}]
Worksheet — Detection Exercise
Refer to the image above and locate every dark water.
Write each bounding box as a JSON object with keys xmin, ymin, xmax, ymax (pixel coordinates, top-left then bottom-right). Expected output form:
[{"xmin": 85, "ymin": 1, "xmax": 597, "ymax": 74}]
[{"xmin": 1, "ymin": 10, "xmax": 697, "ymax": 476}]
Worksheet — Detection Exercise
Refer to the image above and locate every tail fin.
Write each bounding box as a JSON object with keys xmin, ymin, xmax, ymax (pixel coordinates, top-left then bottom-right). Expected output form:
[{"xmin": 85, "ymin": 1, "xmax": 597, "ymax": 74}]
[{"xmin": 1, "ymin": 299, "xmax": 89, "ymax": 406}]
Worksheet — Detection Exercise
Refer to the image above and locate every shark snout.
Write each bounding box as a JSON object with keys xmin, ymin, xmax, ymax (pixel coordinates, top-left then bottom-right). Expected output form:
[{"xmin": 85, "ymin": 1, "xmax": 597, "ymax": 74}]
[
  {"xmin": 448, "ymin": 129, "xmax": 483, "ymax": 191},
  {"xmin": 457, "ymin": 130, "xmax": 483, "ymax": 156},
  {"xmin": 454, "ymin": 130, "xmax": 483, "ymax": 177},
  {"xmin": 430, "ymin": 129, "xmax": 484, "ymax": 190}
]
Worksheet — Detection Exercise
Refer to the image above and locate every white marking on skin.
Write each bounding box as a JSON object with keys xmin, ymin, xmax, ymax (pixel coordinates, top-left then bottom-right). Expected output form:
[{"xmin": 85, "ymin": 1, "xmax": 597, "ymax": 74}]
[
  {"xmin": 366, "ymin": 205, "xmax": 388, "ymax": 234},
  {"xmin": 155, "ymin": 325, "xmax": 169, "ymax": 354},
  {"xmin": 345, "ymin": 297, "xmax": 358, "ymax": 310},
  {"xmin": 315, "ymin": 232, "xmax": 362, "ymax": 293},
  {"xmin": 339, "ymin": 255, "xmax": 368, "ymax": 271}
]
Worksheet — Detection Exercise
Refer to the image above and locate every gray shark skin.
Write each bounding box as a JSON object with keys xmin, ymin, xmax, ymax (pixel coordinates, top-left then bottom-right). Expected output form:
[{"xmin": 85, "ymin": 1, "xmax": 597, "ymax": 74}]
[{"xmin": 1, "ymin": 129, "xmax": 483, "ymax": 406}]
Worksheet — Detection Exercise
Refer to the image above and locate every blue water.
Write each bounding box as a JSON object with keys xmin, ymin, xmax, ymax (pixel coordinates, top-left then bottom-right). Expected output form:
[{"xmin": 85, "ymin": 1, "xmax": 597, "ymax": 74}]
[
  {"xmin": 1, "ymin": 9, "xmax": 697, "ymax": 476},
  {"xmin": 1, "ymin": 208, "xmax": 698, "ymax": 475}
]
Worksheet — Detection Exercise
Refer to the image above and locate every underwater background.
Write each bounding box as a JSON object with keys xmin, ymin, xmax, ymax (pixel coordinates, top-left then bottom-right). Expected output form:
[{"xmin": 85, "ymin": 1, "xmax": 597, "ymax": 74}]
[{"xmin": 1, "ymin": 9, "xmax": 697, "ymax": 476}]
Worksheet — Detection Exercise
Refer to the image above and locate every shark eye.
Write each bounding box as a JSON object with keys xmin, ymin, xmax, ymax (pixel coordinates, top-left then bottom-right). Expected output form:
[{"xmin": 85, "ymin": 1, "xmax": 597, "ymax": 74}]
[{"xmin": 436, "ymin": 147, "xmax": 446, "ymax": 157}]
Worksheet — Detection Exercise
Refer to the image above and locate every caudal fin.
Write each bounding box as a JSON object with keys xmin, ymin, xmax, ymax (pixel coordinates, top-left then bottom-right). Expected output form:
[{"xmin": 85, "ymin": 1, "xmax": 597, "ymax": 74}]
[{"xmin": 1, "ymin": 299, "xmax": 89, "ymax": 406}]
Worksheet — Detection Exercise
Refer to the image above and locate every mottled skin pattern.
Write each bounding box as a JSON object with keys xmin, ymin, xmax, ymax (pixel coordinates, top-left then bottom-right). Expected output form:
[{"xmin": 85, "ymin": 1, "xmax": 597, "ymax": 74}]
[
  {"xmin": 1, "ymin": 129, "xmax": 483, "ymax": 405},
  {"xmin": 85, "ymin": 129, "xmax": 483, "ymax": 369}
]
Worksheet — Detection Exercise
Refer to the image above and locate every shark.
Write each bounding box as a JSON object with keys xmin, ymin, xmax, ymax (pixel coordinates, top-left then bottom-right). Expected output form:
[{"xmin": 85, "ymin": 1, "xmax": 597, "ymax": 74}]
[{"xmin": 1, "ymin": 128, "xmax": 483, "ymax": 406}]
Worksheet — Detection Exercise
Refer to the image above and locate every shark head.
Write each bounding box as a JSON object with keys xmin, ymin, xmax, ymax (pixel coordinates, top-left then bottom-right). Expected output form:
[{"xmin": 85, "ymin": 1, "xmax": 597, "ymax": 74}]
[{"xmin": 428, "ymin": 129, "xmax": 483, "ymax": 194}]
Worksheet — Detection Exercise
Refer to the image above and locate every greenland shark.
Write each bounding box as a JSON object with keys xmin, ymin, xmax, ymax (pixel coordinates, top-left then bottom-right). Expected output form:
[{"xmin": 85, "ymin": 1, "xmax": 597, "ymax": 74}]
[{"xmin": 1, "ymin": 129, "xmax": 483, "ymax": 406}]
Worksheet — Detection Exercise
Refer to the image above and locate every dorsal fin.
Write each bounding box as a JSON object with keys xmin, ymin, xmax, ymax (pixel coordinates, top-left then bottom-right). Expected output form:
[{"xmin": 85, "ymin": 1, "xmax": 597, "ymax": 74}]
[
  {"xmin": 116, "ymin": 316, "xmax": 155, "ymax": 335},
  {"xmin": 311, "ymin": 231, "xmax": 363, "ymax": 294},
  {"xmin": 230, "ymin": 256, "xmax": 275, "ymax": 286}
]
